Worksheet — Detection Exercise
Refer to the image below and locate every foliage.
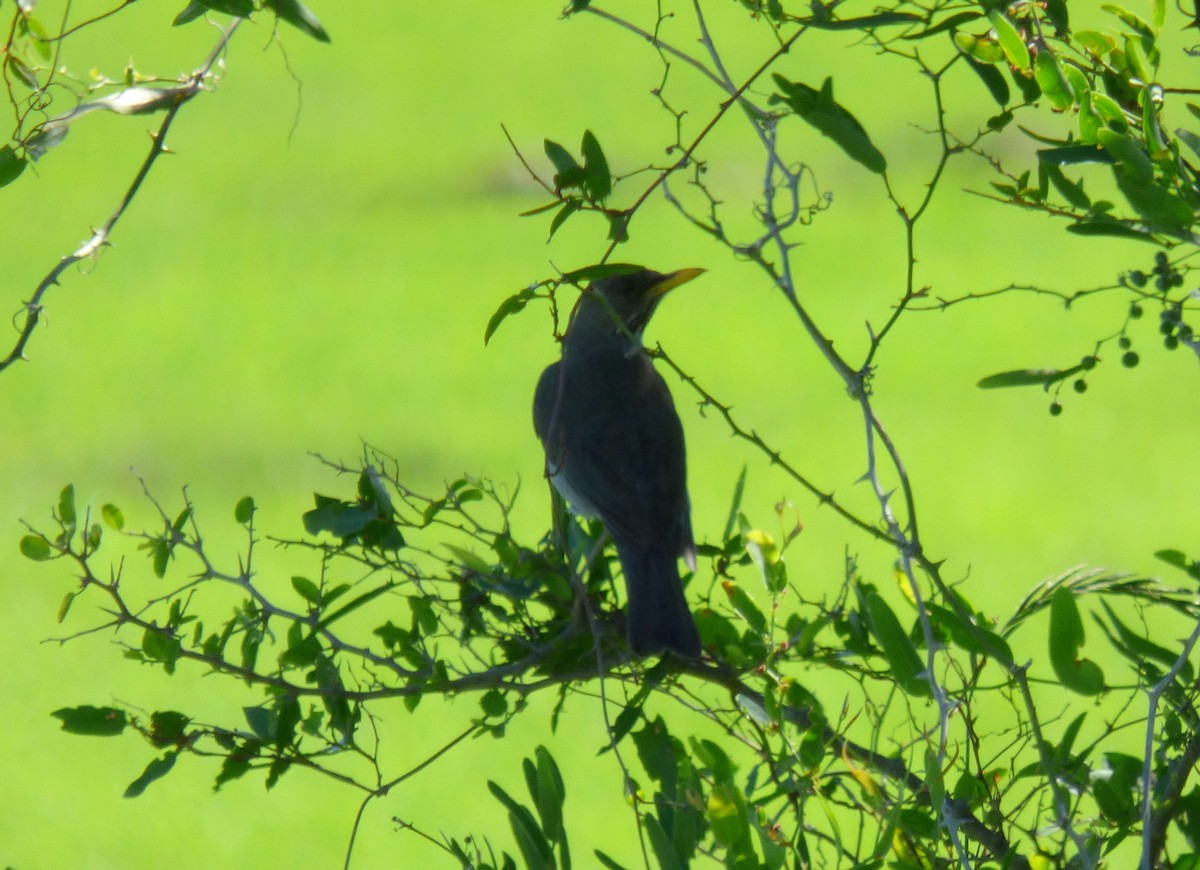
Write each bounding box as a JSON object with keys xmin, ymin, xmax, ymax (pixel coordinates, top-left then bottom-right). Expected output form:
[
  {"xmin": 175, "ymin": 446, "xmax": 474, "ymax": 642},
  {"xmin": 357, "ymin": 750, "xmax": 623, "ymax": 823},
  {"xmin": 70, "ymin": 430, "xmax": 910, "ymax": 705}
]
[{"xmin": 13, "ymin": 1, "xmax": 1200, "ymax": 869}]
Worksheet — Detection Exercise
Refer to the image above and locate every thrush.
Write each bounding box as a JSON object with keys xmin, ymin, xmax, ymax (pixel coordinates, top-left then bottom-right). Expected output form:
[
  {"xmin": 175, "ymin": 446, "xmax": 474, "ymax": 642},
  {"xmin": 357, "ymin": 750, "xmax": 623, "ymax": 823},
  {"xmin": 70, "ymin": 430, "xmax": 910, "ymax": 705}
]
[{"xmin": 533, "ymin": 267, "xmax": 704, "ymax": 658}]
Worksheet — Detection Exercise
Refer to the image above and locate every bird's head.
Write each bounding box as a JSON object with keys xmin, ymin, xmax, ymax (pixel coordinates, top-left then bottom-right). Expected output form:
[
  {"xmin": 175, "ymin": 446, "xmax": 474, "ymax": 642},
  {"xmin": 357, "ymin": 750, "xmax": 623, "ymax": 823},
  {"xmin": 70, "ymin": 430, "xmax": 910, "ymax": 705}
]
[{"xmin": 582, "ymin": 267, "xmax": 705, "ymax": 338}]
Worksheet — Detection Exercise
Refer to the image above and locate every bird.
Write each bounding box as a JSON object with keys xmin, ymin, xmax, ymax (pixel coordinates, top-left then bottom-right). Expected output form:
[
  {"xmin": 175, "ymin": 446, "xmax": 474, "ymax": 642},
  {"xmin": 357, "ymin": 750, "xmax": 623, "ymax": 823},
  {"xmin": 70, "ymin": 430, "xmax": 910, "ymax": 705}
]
[{"xmin": 533, "ymin": 267, "xmax": 704, "ymax": 658}]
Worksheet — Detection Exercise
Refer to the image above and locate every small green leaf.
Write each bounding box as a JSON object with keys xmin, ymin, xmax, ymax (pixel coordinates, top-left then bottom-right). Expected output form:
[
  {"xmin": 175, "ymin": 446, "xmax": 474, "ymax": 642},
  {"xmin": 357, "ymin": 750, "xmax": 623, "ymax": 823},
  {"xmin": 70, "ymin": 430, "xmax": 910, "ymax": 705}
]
[
  {"xmin": 862, "ymin": 590, "xmax": 929, "ymax": 696},
  {"xmin": 1048, "ymin": 587, "xmax": 1105, "ymax": 696},
  {"xmin": 1154, "ymin": 548, "xmax": 1200, "ymax": 581},
  {"xmin": 172, "ymin": 0, "xmax": 208, "ymax": 25},
  {"xmin": 953, "ymin": 32, "xmax": 1005, "ymax": 65},
  {"xmin": 544, "ymin": 139, "xmax": 583, "ymax": 190},
  {"xmin": 977, "ymin": 366, "xmax": 1080, "ymax": 389},
  {"xmin": 480, "ymin": 689, "xmax": 508, "ymax": 718},
  {"xmin": 262, "ymin": 0, "xmax": 330, "ymax": 42},
  {"xmin": 230, "ymin": 496, "xmax": 254, "ymax": 525},
  {"xmin": 291, "ymin": 575, "xmax": 321, "ymax": 604},
  {"xmin": 19, "ymin": 534, "xmax": 52, "ymax": 561},
  {"xmin": 484, "ymin": 286, "xmax": 538, "ymax": 345},
  {"xmin": 580, "ymin": 130, "xmax": 611, "ymax": 201},
  {"xmin": 0, "ymin": 145, "xmax": 26, "ymax": 188},
  {"xmin": 52, "ymin": 705, "xmax": 127, "ymax": 736},
  {"xmin": 58, "ymin": 484, "xmax": 76, "ymax": 527},
  {"xmin": 987, "ymin": 9, "xmax": 1030, "ymax": 70},
  {"xmin": 561, "ymin": 263, "xmax": 643, "ymax": 284},
  {"xmin": 101, "ymin": 503, "xmax": 124, "ymax": 530},
  {"xmin": 771, "ymin": 75, "xmax": 887, "ymax": 173},
  {"xmin": 195, "ymin": 0, "xmax": 255, "ymax": 16},
  {"xmin": 124, "ymin": 752, "xmax": 178, "ymax": 798},
  {"xmin": 1042, "ymin": 164, "xmax": 1091, "ymax": 209},
  {"xmin": 1034, "ymin": 49, "xmax": 1074, "ymax": 109},
  {"xmin": 547, "ymin": 199, "xmax": 580, "ymax": 241}
]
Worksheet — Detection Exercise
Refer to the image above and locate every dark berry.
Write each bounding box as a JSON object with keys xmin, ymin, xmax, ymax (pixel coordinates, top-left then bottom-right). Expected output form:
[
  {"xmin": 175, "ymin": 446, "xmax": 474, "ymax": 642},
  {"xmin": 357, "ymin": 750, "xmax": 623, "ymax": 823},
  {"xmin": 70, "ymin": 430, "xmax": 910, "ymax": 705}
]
[
  {"xmin": 1073, "ymin": 379, "xmax": 1088, "ymax": 393},
  {"xmin": 1129, "ymin": 271, "xmax": 1147, "ymax": 288},
  {"xmin": 1122, "ymin": 351, "xmax": 1139, "ymax": 367},
  {"xmin": 1081, "ymin": 355, "xmax": 1097, "ymax": 370},
  {"xmin": 1119, "ymin": 336, "xmax": 1132, "ymax": 349},
  {"xmin": 1155, "ymin": 251, "xmax": 1169, "ymax": 269},
  {"xmin": 1130, "ymin": 304, "xmax": 1143, "ymax": 318},
  {"xmin": 1165, "ymin": 335, "xmax": 1179, "ymax": 350},
  {"xmin": 1050, "ymin": 402, "xmax": 1063, "ymax": 416}
]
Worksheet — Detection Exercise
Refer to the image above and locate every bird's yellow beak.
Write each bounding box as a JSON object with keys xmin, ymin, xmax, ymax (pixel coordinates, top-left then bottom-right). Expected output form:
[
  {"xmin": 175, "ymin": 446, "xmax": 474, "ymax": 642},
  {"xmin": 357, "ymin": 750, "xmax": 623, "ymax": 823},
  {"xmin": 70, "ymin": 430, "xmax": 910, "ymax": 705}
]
[{"xmin": 647, "ymin": 268, "xmax": 705, "ymax": 298}]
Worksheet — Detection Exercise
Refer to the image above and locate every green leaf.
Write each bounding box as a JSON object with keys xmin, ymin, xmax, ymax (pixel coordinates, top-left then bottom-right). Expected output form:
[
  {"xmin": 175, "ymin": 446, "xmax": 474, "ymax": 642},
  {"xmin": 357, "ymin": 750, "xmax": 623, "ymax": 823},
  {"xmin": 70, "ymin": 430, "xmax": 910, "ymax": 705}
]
[
  {"xmin": 1075, "ymin": 30, "xmax": 1117, "ymax": 57},
  {"xmin": 1154, "ymin": 548, "xmax": 1200, "ymax": 581},
  {"xmin": 531, "ymin": 746, "xmax": 565, "ymax": 844},
  {"xmin": 977, "ymin": 365, "xmax": 1080, "ymax": 388},
  {"xmin": 958, "ymin": 51, "xmax": 1010, "ymax": 107},
  {"xmin": 172, "ymin": 1, "xmax": 208, "ymax": 26},
  {"xmin": 124, "ymin": 751, "xmax": 178, "ymax": 798},
  {"xmin": 1048, "ymin": 587, "xmax": 1105, "ymax": 695},
  {"xmin": 926, "ymin": 603, "xmax": 1014, "ymax": 664},
  {"xmin": 644, "ymin": 813, "xmax": 685, "ymax": 870},
  {"xmin": 149, "ymin": 710, "xmax": 191, "ymax": 747},
  {"xmin": 263, "ymin": 0, "xmax": 330, "ymax": 42},
  {"xmin": 291, "ymin": 575, "xmax": 321, "ymax": 604},
  {"xmin": 57, "ymin": 484, "xmax": 76, "ymax": 527},
  {"xmin": 987, "ymin": 9, "xmax": 1030, "ymax": 70},
  {"xmin": 706, "ymin": 782, "xmax": 751, "ymax": 850},
  {"xmin": 1096, "ymin": 128, "xmax": 1153, "ymax": 182},
  {"xmin": 953, "ymin": 32, "xmax": 1005, "ymax": 65},
  {"xmin": 861, "ymin": 589, "xmax": 929, "ymax": 696},
  {"xmin": 244, "ymin": 706, "xmax": 272, "ymax": 741},
  {"xmin": 580, "ymin": 130, "xmax": 611, "ymax": 201},
  {"xmin": 561, "ymin": 263, "xmax": 643, "ymax": 285},
  {"xmin": 771, "ymin": 75, "xmax": 887, "ymax": 174},
  {"xmin": 1042, "ymin": 164, "xmax": 1091, "ymax": 209},
  {"xmin": 1114, "ymin": 169, "xmax": 1193, "ymax": 233},
  {"xmin": 1034, "ymin": 49, "xmax": 1074, "ymax": 110},
  {"xmin": 489, "ymin": 781, "xmax": 553, "ymax": 869},
  {"xmin": 722, "ymin": 581, "xmax": 767, "ymax": 633},
  {"xmin": 52, "ymin": 705, "xmax": 127, "ymax": 736},
  {"xmin": 195, "ymin": 0, "xmax": 255, "ymax": 16},
  {"xmin": 101, "ymin": 503, "xmax": 124, "ymax": 530},
  {"xmin": 19, "ymin": 534, "xmax": 52, "ymax": 561},
  {"xmin": 302, "ymin": 496, "xmax": 375, "ymax": 538},
  {"xmin": 480, "ymin": 689, "xmax": 508, "ymax": 718},
  {"xmin": 484, "ymin": 286, "xmax": 537, "ymax": 345},
  {"xmin": 234, "ymin": 496, "xmax": 255, "ymax": 525},
  {"xmin": 0, "ymin": 145, "xmax": 26, "ymax": 188},
  {"xmin": 806, "ymin": 12, "xmax": 920, "ymax": 31},
  {"xmin": 544, "ymin": 139, "xmax": 584, "ymax": 191},
  {"xmin": 547, "ymin": 199, "xmax": 580, "ymax": 241}
]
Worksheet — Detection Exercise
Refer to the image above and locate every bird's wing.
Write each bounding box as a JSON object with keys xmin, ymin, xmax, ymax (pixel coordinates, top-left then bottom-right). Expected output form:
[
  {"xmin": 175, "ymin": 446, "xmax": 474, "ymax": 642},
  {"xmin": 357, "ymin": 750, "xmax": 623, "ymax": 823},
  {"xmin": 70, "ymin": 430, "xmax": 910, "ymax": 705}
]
[{"xmin": 565, "ymin": 361, "xmax": 692, "ymax": 556}]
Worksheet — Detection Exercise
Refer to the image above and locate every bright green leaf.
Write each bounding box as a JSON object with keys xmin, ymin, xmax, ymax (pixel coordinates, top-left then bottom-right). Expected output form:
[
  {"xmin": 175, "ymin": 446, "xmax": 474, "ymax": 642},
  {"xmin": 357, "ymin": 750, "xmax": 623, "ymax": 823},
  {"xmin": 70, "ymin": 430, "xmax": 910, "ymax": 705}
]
[
  {"xmin": 987, "ymin": 9, "xmax": 1030, "ymax": 70},
  {"xmin": 19, "ymin": 534, "xmax": 52, "ymax": 561}
]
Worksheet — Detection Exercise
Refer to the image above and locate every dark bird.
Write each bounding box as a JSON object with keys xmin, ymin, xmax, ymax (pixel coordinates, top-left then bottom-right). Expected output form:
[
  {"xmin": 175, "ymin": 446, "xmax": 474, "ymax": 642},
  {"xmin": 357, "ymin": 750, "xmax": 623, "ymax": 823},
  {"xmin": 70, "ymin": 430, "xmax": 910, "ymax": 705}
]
[{"xmin": 533, "ymin": 268, "xmax": 704, "ymax": 658}]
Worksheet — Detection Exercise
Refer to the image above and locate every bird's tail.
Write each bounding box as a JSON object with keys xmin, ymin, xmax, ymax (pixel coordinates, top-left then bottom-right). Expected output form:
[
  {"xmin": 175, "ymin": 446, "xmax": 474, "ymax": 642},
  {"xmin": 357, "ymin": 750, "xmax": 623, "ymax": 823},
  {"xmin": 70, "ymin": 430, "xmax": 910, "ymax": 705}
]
[{"xmin": 622, "ymin": 546, "xmax": 702, "ymax": 658}]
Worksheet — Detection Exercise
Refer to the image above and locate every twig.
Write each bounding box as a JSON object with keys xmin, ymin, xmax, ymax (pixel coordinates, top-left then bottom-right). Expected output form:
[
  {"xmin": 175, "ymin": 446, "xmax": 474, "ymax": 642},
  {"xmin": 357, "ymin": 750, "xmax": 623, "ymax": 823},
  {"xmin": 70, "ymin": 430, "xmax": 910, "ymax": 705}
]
[{"xmin": 0, "ymin": 19, "xmax": 240, "ymax": 374}]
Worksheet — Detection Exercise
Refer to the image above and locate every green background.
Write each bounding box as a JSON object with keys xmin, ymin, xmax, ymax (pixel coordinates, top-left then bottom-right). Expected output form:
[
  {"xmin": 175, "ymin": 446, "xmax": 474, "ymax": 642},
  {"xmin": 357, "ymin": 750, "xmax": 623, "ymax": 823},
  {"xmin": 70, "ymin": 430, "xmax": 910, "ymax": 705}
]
[{"xmin": 1, "ymin": 2, "xmax": 1197, "ymax": 867}]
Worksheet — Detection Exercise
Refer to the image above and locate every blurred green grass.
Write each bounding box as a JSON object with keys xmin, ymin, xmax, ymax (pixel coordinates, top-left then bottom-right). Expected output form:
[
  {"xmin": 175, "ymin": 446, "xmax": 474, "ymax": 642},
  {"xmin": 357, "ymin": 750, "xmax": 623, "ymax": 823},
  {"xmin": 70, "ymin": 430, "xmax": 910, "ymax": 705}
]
[{"xmin": 2, "ymin": 2, "xmax": 1198, "ymax": 867}]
